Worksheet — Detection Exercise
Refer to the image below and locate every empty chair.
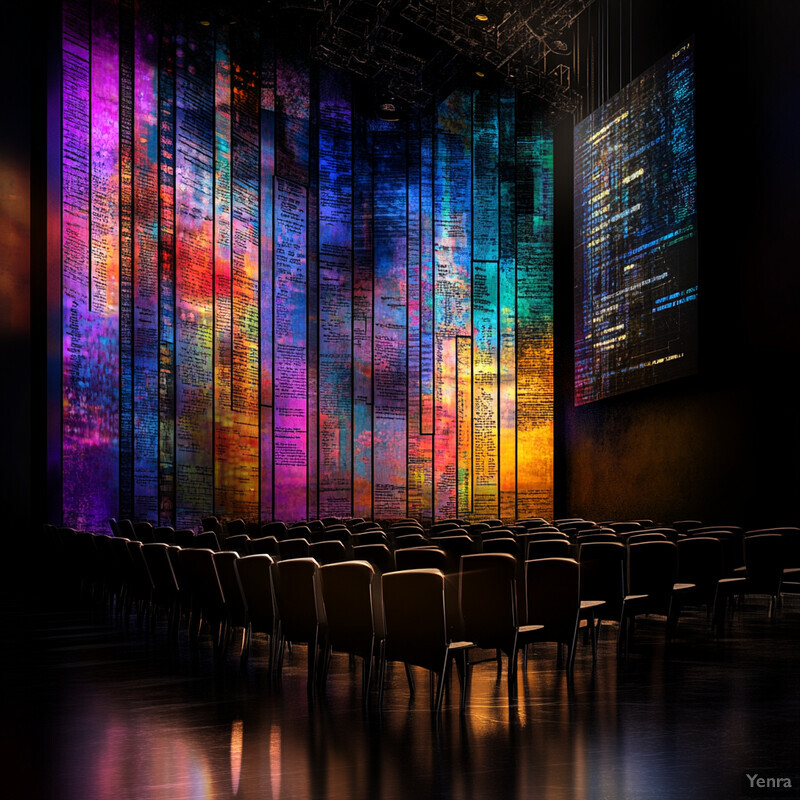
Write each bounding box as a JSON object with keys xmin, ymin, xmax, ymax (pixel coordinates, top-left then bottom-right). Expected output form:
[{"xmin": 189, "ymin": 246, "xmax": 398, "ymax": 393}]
[
  {"xmin": 523, "ymin": 558, "xmax": 586, "ymax": 677},
  {"xmin": 321, "ymin": 517, "xmax": 341, "ymax": 528},
  {"xmin": 174, "ymin": 529, "xmax": 197, "ymax": 548},
  {"xmin": 715, "ymin": 533, "xmax": 785, "ymax": 626},
  {"xmin": 579, "ymin": 541, "xmax": 627, "ymax": 631},
  {"xmin": 141, "ymin": 543, "xmax": 181, "ymax": 638},
  {"xmin": 576, "ymin": 532, "xmax": 619, "ymax": 544},
  {"xmin": 526, "ymin": 538, "xmax": 570, "ymax": 560},
  {"xmin": 153, "ymin": 526, "xmax": 176, "ymax": 544},
  {"xmin": 482, "ymin": 538, "xmax": 520, "ymax": 557},
  {"xmin": 351, "ymin": 520, "xmax": 382, "ymax": 534},
  {"xmin": 261, "ymin": 521, "xmax": 288, "ymax": 540},
  {"xmin": 430, "ymin": 535, "xmax": 477, "ymax": 572},
  {"xmin": 352, "ymin": 543, "xmax": 395, "ymax": 574},
  {"xmin": 459, "ymin": 554, "xmax": 543, "ymax": 700},
  {"xmin": 603, "ymin": 521, "xmax": 642, "ymax": 534},
  {"xmin": 235, "ymin": 554, "xmax": 277, "ymax": 669},
  {"xmin": 431, "ymin": 521, "xmax": 461, "ymax": 535},
  {"xmin": 117, "ymin": 518, "xmax": 137, "ymax": 541},
  {"xmin": 226, "ymin": 518, "xmax": 247, "ymax": 538},
  {"xmin": 309, "ymin": 539, "xmax": 347, "ymax": 565},
  {"xmin": 393, "ymin": 533, "xmax": 428, "ymax": 550},
  {"xmin": 747, "ymin": 527, "xmax": 800, "ymax": 573},
  {"xmin": 620, "ymin": 541, "xmax": 694, "ymax": 655},
  {"xmin": 133, "ymin": 521, "xmax": 156, "ymax": 543},
  {"xmin": 247, "ymin": 535, "xmax": 279, "ymax": 557},
  {"xmin": 201, "ymin": 515, "xmax": 223, "ymax": 536},
  {"xmin": 271, "ymin": 558, "xmax": 328, "ymax": 697},
  {"xmin": 212, "ymin": 551, "xmax": 249, "ymax": 657},
  {"xmin": 395, "ymin": 547, "xmax": 448, "ymax": 572},
  {"xmin": 379, "ymin": 569, "xmax": 476, "ymax": 714},
  {"xmin": 676, "ymin": 536, "xmax": 724, "ymax": 618},
  {"xmin": 320, "ymin": 560, "xmax": 385, "ymax": 706},
  {"xmin": 177, "ymin": 547, "xmax": 227, "ymax": 648},
  {"xmin": 223, "ymin": 534, "xmax": 251, "ymax": 556},
  {"xmin": 193, "ymin": 530, "xmax": 221, "ymax": 551},
  {"xmin": 350, "ymin": 530, "xmax": 389, "ymax": 548},
  {"xmin": 278, "ymin": 537, "xmax": 310, "ymax": 561},
  {"xmin": 626, "ymin": 532, "xmax": 668, "ymax": 545}
]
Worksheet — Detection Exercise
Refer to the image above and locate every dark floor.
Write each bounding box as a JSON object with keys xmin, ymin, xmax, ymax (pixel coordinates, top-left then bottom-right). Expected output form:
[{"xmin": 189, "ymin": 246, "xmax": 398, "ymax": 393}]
[{"xmin": 3, "ymin": 568, "xmax": 800, "ymax": 800}]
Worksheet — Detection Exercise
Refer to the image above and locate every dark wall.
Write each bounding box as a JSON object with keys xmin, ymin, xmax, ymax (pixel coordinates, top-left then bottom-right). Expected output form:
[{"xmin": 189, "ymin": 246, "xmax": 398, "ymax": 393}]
[{"xmin": 555, "ymin": 0, "xmax": 800, "ymax": 527}]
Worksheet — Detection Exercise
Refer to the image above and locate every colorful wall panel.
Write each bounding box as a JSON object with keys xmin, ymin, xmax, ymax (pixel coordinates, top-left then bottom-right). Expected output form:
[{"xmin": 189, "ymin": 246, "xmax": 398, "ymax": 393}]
[{"xmin": 48, "ymin": 1, "xmax": 553, "ymax": 531}]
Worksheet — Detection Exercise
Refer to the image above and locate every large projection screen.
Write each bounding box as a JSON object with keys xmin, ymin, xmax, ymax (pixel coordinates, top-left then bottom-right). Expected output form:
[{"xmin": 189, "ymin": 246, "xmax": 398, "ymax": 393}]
[{"xmin": 574, "ymin": 40, "xmax": 697, "ymax": 406}]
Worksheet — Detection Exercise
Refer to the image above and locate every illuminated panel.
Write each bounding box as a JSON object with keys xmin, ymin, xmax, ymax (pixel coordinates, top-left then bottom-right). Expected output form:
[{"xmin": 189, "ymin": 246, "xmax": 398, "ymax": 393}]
[
  {"xmin": 472, "ymin": 87, "xmax": 500, "ymax": 520},
  {"xmin": 230, "ymin": 27, "xmax": 261, "ymax": 522},
  {"xmin": 61, "ymin": 0, "xmax": 120, "ymax": 532},
  {"xmin": 516, "ymin": 113, "xmax": 554, "ymax": 520},
  {"xmin": 275, "ymin": 47, "xmax": 309, "ymax": 186},
  {"xmin": 132, "ymin": 1, "xmax": 159, "ymax": 521},
  {"xmin": 372, "ymin": 121, "xmax": 408, "ymax": 520},
  {"xmin": 273, "ymin": 178, "xmax": 308, "ymax": 522},
  {"xmin": 456, "ymin": 336, "xmax": 472, "ymax": 518},
  {"xmin": 174, "ymin": 20, "xmax": 214, "ymax": 529},
  {"xmin": 419, "ymin": 118, "xmax": 434, "ymax": 437},
  {"xmin": 118, "ymin": 0, "xmax": 133, "ymax": 520},
  {"xmin": 306, "ymin": 97, "xmax": 319, "ymax": 522},
  {"xmin": 434, "ymin": 89, "xmax": 471, "ymax": 520},
  {"xmin": 406, "ymin": 119, "xmax": 433, "ymax": 525},
  {"xmin": 318, "ymin": 68, "xmax": 353, "ymax": 518},
  {"xmin": 213, "ymin": 28, "xmax": 233, "ymax": 517},
  {"xmin": 352, "ymin": 114, "xmax": 373, "ymax": 520},
  {"xmin": 259, "ymin": 38, "xmax": 275, "ymax": 521},
  {"xmin": 158, "ymin": 10, "xmax": 177, "ymax": 526},
  {"xmin": 574, "ymin": 41, "xmax": 697, "ymax": 405},
  {"xmin": 498, "ymin": 88, "xmax": 516, "ymax": 521}
]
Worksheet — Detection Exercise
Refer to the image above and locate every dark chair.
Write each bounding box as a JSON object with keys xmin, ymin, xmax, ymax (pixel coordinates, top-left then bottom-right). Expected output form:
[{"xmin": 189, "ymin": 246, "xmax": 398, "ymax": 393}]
[
  {"xmin": 226, "ymin": 518, "xmax": 247, "ymax": 538},
  {"xmin": 134, "ymin": 521, "xmax": 156, "ymax": 543},
  {"xmin": 177, "ymin": 548, "xmax": 227, "ymax": 648},
  {"xmin": 174, "ymin": 529, "xmax": 196, "ymax": 548},
  {"xmin": 193, "ymin": 531, "xmax": 221, "ymax": 551},
  {"xmin": 715, "ymin": 534, "xmax": 785, "ymax": 626},
  {"xmin": 141, "ymin": 543, "xmax": 181, "ymax": 639},
  {"xmin": 278, "ymin": 537, "xmax": 310, "ymax": 561},
  {"xmin": 261, "ymin": 521, "xmax": 288, "ymax": 540},
  {"xmin": 578, "ymin": 540, "xmax": 628, "ymax": 633},
  {"xmin": 482, "ymin": 538, "xmax": 520, "ymax": 557},
  {"xmin": 393, "ymin": 533, "xmax": 429, "ymax": 550},
  {"xmin": 213, "ymin": 551, "xmax": 249, "ymax": 657},
  {"xmin": 676, "ymin": 536, "xmax": 724, "ymax": 619},
  {"xmin": 526, "ymin": 538, "xmax": 570, "ymax": 560},
  {"xmin": 320, "ymin": 560, "xmax": 385, "ymax": 706},
  {"xmin": 350, "ymin": 530, "xmax": 389, "ymax": 548},
  {"xmin": 523, "ymin": 558, "xmax": 586, "ymax": 678},
  {"xmin": 235, "ymin": 554, "xmax": 278, "ymax": 670},
  {"xmin": 352, "ymin": 543, "xmax": 395, "ymax": 574},
  {"xmin": 395, "ymin": 547, "xmax": 448, "ymax": 572},
  {"xmin": 379, "ymin": 569, "xmax": 476, "ymax": 714},
  {"xmin": 247, "ymin": 535, "xmax": 279, "ymax": 557},
  {"xmin": 603, "ymin": 521, "xmax": 642, "ymax": 534},
  {"xmin": 153, "ymin": 526, "xmax": 176, "ymax": 544},
  {"xmin": 309, "ymin": 540, "xmax": 347, "ymax": 565},
  {"xmin": 459, "ymin": 554, "xmax": 543, "ymax": 700},
  {"xmin": 223, "ymin": 534, "xmax": 251, "ymax": 556},
  {"xmin": 626, "ymin": 532, "xmax": 668, "ymax": 545},
  {"xmin": 271, "ymin": 558, "xmax": 328, "ymax": 697},
  {"xmin": 621, "ymin": 541, "xmax": 694, "ymax": 655},
  {"xmin": 117, "ymin": 518, "xmax": 137, "ymax": 541}
]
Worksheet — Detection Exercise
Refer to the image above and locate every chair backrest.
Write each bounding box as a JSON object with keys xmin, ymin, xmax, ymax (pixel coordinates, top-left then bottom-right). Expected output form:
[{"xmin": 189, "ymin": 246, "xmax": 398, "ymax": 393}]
[
  {"xmin": 526, "ymin": 538, "xmax": 570, "ymax": 560},
  {"xmin": 174, "ymin": 529, "xmax": 196, "ymax": 548},
  {"xmin": 603, "ymin": 521, "xmax": 642, "ymax": 534},
  {"xmin": 578, "ymin": 541, "xmax": 626, "ymax": 613},
  {"xmin": 481, "ymin": 537, "xmax": 520, "ymax": 557},
  {"xmin": 235, "ymin": 554, "xmax": 275, "ymax": 633},
  {"xmin": 153, "ymin": 526, "xmax": 176, "ymax": 544},
  {"xmin": 133, "ymin": 521, "xmax": 155, "ymax": 543},
  {"xmin": 524, "ymin": 557, "xmax": 580, "ymax": 643},
  {"xmin": 351, "ymin": 520, "xmax": 382, "ymax": 534},
  {"xmin": 627, "ymin": 540, "xmax": 678, "ymax": 597},
  {"xmin": 393, "ymin": 533, "xmax": 428, "ymax": 550},
  {"xmin": 141, "ymin": 542, "xmax": 180, "ymax": 597},
  {"xmin": 223, "ymin": 534, "xmax": 251, "ymax": 556},
  {"xmin": 261, "ymin": 521, "xmax": 288, "ymax": 540},
  {"xmin": 676, "ymin": 536, "xmax": 724, "ymax": 588},
  {"xmin": 381, "ymin": 569, "xmax": 449, "ymax": 673},
  {"xmin": 193, "ymin": 530, "xmax": 221, "ymax": 551},
  {"xmin": 352, "ymin": 543, "xmax": 395, "ymax": 574},
  {"xmin": 459, "ymin": 554, "xmax": 518, "ymax": 650},
  {"xmin": 278, "ymin": 537, "xmax": 310, "ymax": 561},
  {"xmin": 626, "ymin": 532, "xmax": 668, "ymax": 545},
  {"xmin": 576, "ymin": 532, "xmax": 618, "ymax": 544},
  {"xmin": 743, "ymin": 533, "xmax": 785, "ymax": 593},
  {"xmin": 350, "ymin": 530, "xmax": 389, "ymax": 548},
  {"xmin": 309, "ymin": 540, "xmax": 347, "ymax": 565},
  {"xmin": 395, "ymin": 547, "xmax": 448, "ymax": 572},
  {"xmin": 117, "ymin": 518, "xmax": 137, "ymax": 540},
  {"xmin": 213, "ymin": 551, "xmax": 247, "ymax": 625},
  {"xmin": 271, "ymin": 558, "xmax": 326, "ymax": 643},
  {"xmin": 177, "ymin": 548, "xmax": 225, "ymax": 614},
  {"xmin": 226, "ymin": 519, "xmax": 247, "ymax": 538},
  {"xmin": 247, "ymin": 535, "xmax": 279, "ymax": 556},
  {"xmin": 320, "ymin": 560, "xmax": 383, "ymax": 657}
]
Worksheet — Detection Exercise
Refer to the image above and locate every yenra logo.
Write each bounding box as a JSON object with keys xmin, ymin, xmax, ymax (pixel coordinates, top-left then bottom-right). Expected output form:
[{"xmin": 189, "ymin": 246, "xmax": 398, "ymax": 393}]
[{"xmin": 747, "ymin": 774, "xmax": 794, "ymax": 789}]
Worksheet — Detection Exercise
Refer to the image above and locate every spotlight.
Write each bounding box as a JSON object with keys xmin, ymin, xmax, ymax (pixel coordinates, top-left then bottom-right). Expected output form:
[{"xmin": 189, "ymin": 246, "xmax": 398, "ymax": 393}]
[{"xmin": 376, "ymin": 94, "xmax": 402, "ymax": 122}]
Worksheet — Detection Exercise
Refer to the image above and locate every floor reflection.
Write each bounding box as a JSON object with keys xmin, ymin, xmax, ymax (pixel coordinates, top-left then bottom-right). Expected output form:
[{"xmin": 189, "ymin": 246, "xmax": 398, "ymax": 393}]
[{"xmin": 4, "ymin": 602, "xmax": 800, "ymax": 800}]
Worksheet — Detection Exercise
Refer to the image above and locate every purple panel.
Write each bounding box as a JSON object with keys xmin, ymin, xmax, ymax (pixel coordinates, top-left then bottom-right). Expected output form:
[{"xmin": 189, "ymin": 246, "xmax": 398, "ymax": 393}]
[
  {"xmin": 318, "ymin": 68, "xmax": 353, "ymax": 519},
  {"xmin": 273, "ymin": 177, "xmax": 307, "ymax": 522}
]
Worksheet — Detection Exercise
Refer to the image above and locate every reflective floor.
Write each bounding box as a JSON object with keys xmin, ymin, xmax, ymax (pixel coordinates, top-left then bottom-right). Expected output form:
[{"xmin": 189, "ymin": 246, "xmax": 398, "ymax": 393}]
[{"xmin": 3, "ymin": 573, "xmax": 800, "ymax": 800}]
